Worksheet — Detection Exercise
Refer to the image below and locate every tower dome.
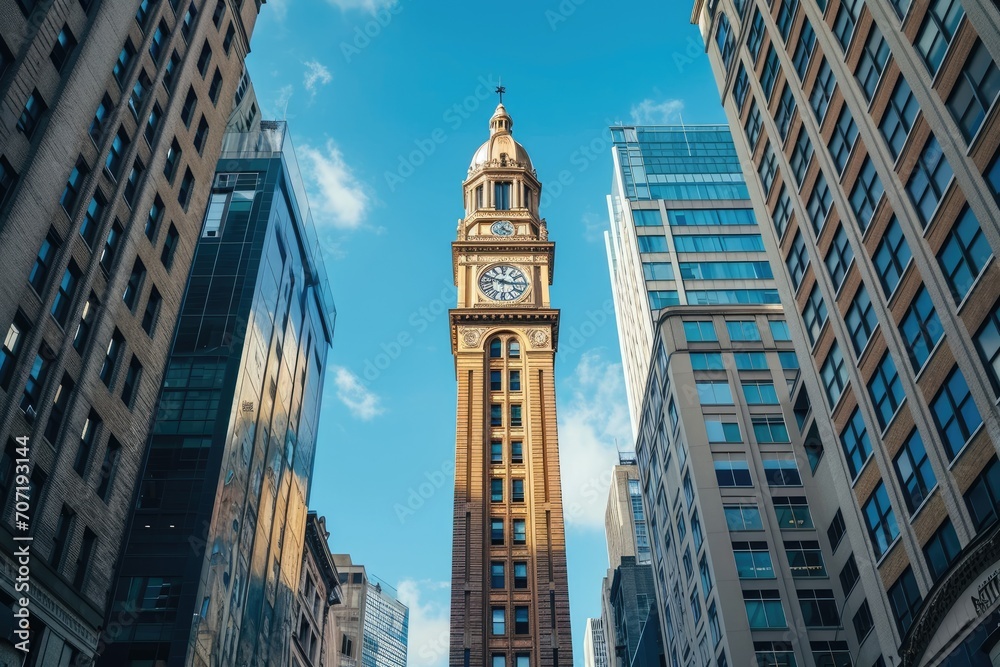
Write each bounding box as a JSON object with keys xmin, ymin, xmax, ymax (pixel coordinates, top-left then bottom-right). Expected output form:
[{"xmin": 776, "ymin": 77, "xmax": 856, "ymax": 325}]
[{"xmin": 469, "ymin": 103, "xmax": 533, "ymax": 172}]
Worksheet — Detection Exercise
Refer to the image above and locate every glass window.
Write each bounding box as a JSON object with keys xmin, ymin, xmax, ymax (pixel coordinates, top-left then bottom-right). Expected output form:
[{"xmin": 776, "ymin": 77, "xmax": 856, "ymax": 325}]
[
  {"xmin": 490, "ymin": 478, "xmax": 503, "ymax": 502},
  {"xmin": 810, "ymin": 58, "xmax": 837, "ymax": 121},
  {"xmin": 827, "ymin": 510, "xmax": 847, "ymax": 551},
  {"xmin": 705, "ymin": 419, "xmax": 741, "ymax": 443},
  {"xmin": 826, "ymin": 226, "xmax": 855, "ymax": 292},
  {"xmin": 733, "ymin": 65, "xmax": 750, "ymax": 109},
  {"xmin": 716, "ymin": 13, "xmax": 736, "ymax": 70},
  {"xmin": 727, "ymin": 320, "xmax": 761, "ymax": 341},
  {"xmin": 923, "ymin": 520, "xmax": 961, "ymax": 581},
  {"xmin": 642, "ymin": 262, "xmax": 674, "ymax": 280},
  {"xmin": 514, "ymin": 562, "xmax": 528, "ymax": 588},
  {"xmin": 840, "ymin": 553, "xmax": 860, "ymax": 594},
  {"xmin": 977, "ymin": 300, "xmax": 1000, "ymax": 394},
  {"xmin": 931, "ymin": 368, "xmax": 983, "ymax": 460},
  {"xmin": 790, "ymin": 130, "xmax": 814, "ymax": 186},
  {"xmin": 745, "ymin": 100, "xmax": 763, "ymax": 148},
  {"xmin": 880, "ymin": 77, "xmax": 920, "ymax": 159},
  {"xmin": 964, "ymin": 455, "xmax": 1000, "ymax": 533},
  {"xmin": 850, "ymin": 157, "xmax": 884, "ymax": 230},
  {"xmin": 840, "ymin": 407, "xmax": 872, "ymax": 478},
  {"xmin": 802, "ymin": 285, "xmax": 827, "ymax": 345},
  {"xmin": 855, "ymin": 26, "xmax": 891, "ymax": 102},
  {"xmin": 845, "ymin": 286, "xmax": 876, "ymax": 355},
  {"xmin": 900, "ymin": 286, "xmax": 943, "ymax": 370},
  {"xmin": 490, "ymin": 441, "xmax": 502, "ymax": 464},
  {"xmin": 637, "ymin": 235, "xmax": 668, "ymax": 253},
  {"xmin": 916, "ymin": 0, "xmax": 965, "ymax": 74},
  {"xmin": 490, "ymin": 519, "xmax": 504, "ymax": 545},
  {"xmin": 907, "ymin": 135, "xmax": 953, "ymax": 226},
  {"xmin": 873, "ymin": 215, "xmax": 912, "ymax": 295},
  {"xmin": 894, "ymin": 430, "xmax": 936, "ymax": 512},
  {"xmin": 786, "ymin": 231, "xmax": 810, "ymax": 290},
  {"xmin": 852, "ymin": 600, "xmax": 875, "ymax": 640},
  {"xmin": 673, "ymin": 234, "xmax": 765, "ymax": 252},
  {"xmin": 799, "ymin": 589, "xmax": 839, "ymax": 626},
  {"xmin": 762, "ymin": 454, "xmax": 801, "ymax": 486},
  {"xmin": 820, "ymin": 343, "xmax": 848, "ymax": 406},
  {"xmin": 744, "ymin": 590, "xmax": 786, "ymax": 628},
  {"xmin": 648, "ymin": 291, "xmax": 679, "ymax": 309},
  {"xmin": 724, "ymin": 504, "xmax": 763, "ymax": 531},
  {"xmin": 774, "ymin": 84, "xmax": 797, "ymax": 140},
  {"xmin": 632, "ymin": 209, "xmax": 662, "ymax": 226},
  {"xmin": 832, "ymin": 0, "xmax": 861, "ymax": 50},
  {"xmin": 514, "ymin": 606, "xmax": 529, "ymax": 634},
  {"xmin": 792, "ymin": 18, "xmax": 816, "ymax": 80},
  {"xmin": 28, "ymin": 230, "xmax": 61, "ymax": 294},
  {"xmin": 828, "ymin": 106, "xmax": 858, "ymax": 174},
  {"xmin": 715, "ymin": 456, "xmax": 753, "ymax": 487},
  {"xmin": 948, "ymin": 40, "xmax": 1000, "ymax": 142},
  {"xmin": 734, "ymin": 352, "xmax": 768, "ymax": 370},
  {"xmin": 697, "ymin": 381, "xmax": 733, "ymax": 404},
  {"xmin": 489, "ymin": 338, "xmax": 502, "ymax": 358},
  {"xmin": 807, "ymin": 174, "xmax": 833, "ymax": 233},
  {"xmin": 684, "ymin": 321, "xmax": 717, "ymax": 342},
  {"xmin": 761, "ymin": 46, "xmax": 780, "ymax": 99},
  {"xmin": 491, "ymin": 607, "xmax": 505, "ymax": 635},
  {"xmin": 888, "ymin": 567, "xmax": 923, "ymax": 634},
  {"xmin": 691, "ymin": 352, "xmax": 724, "ymax": 370},
  {"xmin": 776, "ymin": 0, "xmax": 798, "ymax": 41},
  {"xmin": 513, "ymin": 519, "xmax": 526, "ymax": 544},
  {"xmin": 868, "ymin": 352, "xmax": 905, "ymax": 429},
  {"xmin": 511, "ymin": 479, "xmax": 524, "ymax": 503},
  {"xmin": 733, "ymin": 541, "xmax": 774, "ymax": 578},
  {"xmin": 938, "ymin": 206, "xmax": 992, "ymax": 301},
  {"xmin": 864, "ymin": 481, "xmax": 899, "ymax": 558},
  {"xmin": 786, "ymin": 540, "xmax": 827, "ymax": 577},
  {"xmin": 509, "ymin": 370, "xmax": 520, "ymax": 391},
  {"xmin": 510, "ymin": 404, "xmax": 522, "ymax": 427},
  {"xmin": 774, "ymin": 496, "xmax": 813, "ymax": 529},
  {"xmin": 743, "ymin": 381, "xmax": 779, "ymax": 405},
  {"xmin": 747, "ymin": 8, "xmax": 766, "ymax": 59},
  {"xmin": 753, "ymin": 417, "xmax": 789, "ymax": 444},
  {"xmin": 770, "ymin": 320, "xmax": 791, "ymax": 341}
]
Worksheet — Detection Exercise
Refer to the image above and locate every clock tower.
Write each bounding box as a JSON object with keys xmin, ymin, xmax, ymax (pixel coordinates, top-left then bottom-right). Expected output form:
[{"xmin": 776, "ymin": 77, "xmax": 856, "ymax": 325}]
[{"xmin": 449, "ymin": 103, "xmax": 574, "ymax": 667}]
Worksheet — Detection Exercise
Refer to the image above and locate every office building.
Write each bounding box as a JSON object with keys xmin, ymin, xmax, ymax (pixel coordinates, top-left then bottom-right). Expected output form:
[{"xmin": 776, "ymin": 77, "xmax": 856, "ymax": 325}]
[
  {"xmin": 331, "ymin": 555, "xmax": 367, "ymax": 667},
  {"xmin": 605, "ymin": 459, "xmax": 651, "ymax": 568},
  {"xmin": 448, "ymin": 102, "xmax": 574, "ymax": 666},
  {"xmin": 605, "ymin": 125, "xmax": 769, "ymax": 431},
  {"xmin": 361, "ymin": 578, "xmax": 408, "ymax": 667},
  {"xmin": 608, "ymin": 557, "xmax": 657, "ymax": 667},
  {"xmin": 583, "ymin": 618, "xmax": 609, "ymax": 667},
  {"xmin": 692, "ymin": 0, "xmax": 1000, "ymax": 663},
  {"xmin": 294, "ymin": 512, "xmax": 344, "ymax": 667},
  {"xmin": 0, "ymin": 0, "xmax": 262, "ymax": 661},
  {"xmin": 97, "ymin": 119, "xmax": 335, "ymax": 666}
]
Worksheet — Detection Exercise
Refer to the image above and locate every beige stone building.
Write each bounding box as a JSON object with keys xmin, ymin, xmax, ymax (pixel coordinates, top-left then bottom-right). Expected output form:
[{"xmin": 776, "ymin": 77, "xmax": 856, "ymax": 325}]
[
  {"xmin": 692, "ymin": 0, "xmax": 1000, "ymax": 662},
  {"xmin": 293, "ymin": 513, "xmax": 343, "ymax": 667},
  {"xmin": 0, "ymin": 0, "xmax": 260, "ymax": 662},
  {"xmin": 449, "ymin": 102, "xmax": 574, "ymax": 667}
]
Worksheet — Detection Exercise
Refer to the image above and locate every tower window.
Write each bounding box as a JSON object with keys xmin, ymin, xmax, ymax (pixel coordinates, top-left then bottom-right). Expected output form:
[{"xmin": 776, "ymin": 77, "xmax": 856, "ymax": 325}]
[
  {"xmin": 476, "ymin": 185, "xmax": 484, "ymax": 210},
  {"xmin": 490, "ymin": 519, "xmax": 504, "ymax": 545},
  {"xmin": 495, "ymin": 182, "xmax": 511, "ymax": 210},
  {"xmin": 511, "ymin": 441, "xmax": 523, "ymax": 463},
  {"xmin": 510, "ymin": 405, "xmax": 522, "ymax": 427},
  {"xmin": 491, "ymin": 441, "xmax": 503, "ymax": 463},
  {"xmin": 490, "ymin": 404, "xmax": 502, "ymax": 427},
  {"xmin": 490, "ymin": 370, "xmax": 501, "ymax": 391},
  {"xmin": 509, "ymin": 340, "xmax": 520, "ymax": 358},
  {"xmin": 510, "ymin": 370, "xmax": 521, "ymax": 391},
  {"xmin": 491, "ymin": 478, "xmax": 503, "ymax": 502},
  {"xmin": 489, "ymin": 338, "xmax": 502, "ymax": 358}
]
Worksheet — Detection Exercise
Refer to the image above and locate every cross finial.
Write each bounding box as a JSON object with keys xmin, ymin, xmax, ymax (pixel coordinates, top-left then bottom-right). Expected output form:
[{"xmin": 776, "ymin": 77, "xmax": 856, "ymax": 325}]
[{"xmin": 495, "ymin": 77, "xmax": 506, "ymax": 104}]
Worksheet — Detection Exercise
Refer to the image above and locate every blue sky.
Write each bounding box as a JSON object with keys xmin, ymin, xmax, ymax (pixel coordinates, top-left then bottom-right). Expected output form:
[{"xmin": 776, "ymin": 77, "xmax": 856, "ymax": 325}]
[{"xmin": 244, "ymin": 0, "xmax": 727, "ymax": 663}]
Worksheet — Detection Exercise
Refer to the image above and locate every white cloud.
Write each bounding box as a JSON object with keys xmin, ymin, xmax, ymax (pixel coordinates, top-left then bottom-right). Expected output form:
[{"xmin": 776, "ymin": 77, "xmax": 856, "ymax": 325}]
[
  {"xmin": 629, "ymin": 98, "xmax": 685, "ymax": 124},
  {"xmin": 267, "ymin": 0, "xmax": 289, "ymax": 20},
  {"xmin": 396, "ymin": 579, "xmax": 450, "ymax": 667},
  {"xmin": 557, "ymin": 351, "xmax": 631, "ymax": 530},
  {"xmin": 298, "ymin": 140, "xmax": 369, "ymax": 229},
  {"xmin": 332, "ymin": 366, "xmax": 383, "ymax": 420},
  {"xmin": 326, "ymin": 0, "xmax": 399, "ymax": 11},
  {"xmin": 303, "ymin": 60, "xmax": 332, "ymax": 94}
]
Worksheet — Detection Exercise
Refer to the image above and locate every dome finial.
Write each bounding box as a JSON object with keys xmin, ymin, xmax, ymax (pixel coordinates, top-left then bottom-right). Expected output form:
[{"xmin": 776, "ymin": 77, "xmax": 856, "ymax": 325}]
[{"xmin": 495, "ymin": 77, "xmax": 506, "ymax": 104}]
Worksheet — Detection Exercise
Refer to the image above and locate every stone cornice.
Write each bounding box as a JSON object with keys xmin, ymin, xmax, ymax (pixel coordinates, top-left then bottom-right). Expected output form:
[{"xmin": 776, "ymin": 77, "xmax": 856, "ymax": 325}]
[{"xmin": 449, "ymin": 309, "xmax": 560, "ymax": 354}]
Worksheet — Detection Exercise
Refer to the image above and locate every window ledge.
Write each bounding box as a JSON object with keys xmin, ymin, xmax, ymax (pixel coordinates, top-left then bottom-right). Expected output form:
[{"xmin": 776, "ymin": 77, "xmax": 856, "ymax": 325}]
[
  {"xmin": 946, "ymin": 423, "xmax": 985, "ymax": 471},
  {"xmin": 907, "ymin": 485, "xmax": 939, "ymax": 524}
]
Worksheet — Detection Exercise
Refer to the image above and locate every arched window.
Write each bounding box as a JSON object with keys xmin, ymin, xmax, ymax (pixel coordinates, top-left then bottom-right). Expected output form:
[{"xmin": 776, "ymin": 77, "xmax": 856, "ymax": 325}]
[
  {"xmin": 489, "ymin": 338, "xmax": 502, "ymax": 358},
  {"xmin": 509, "ymin": 340, "xmax": 520, "ymax": 358}
]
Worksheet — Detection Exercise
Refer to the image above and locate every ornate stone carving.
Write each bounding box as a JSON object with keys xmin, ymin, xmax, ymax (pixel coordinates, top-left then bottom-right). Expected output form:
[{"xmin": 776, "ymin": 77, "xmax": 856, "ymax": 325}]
[
  {"xmin": 529, "ymin": 329, "xmax": 549, "ymax": 347},
  {"xmin": 460, "ymin": 327, "xmax": 483, "ymax": 348}
]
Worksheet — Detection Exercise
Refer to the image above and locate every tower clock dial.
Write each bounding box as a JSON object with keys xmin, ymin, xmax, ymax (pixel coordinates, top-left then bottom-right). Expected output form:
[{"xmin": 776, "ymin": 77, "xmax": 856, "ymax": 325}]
[
  {"xmin": 490, "ymin": 220, "xmax": 515, "ymax": 236},
  {"xmin": 479, "ymin": 265, "xmax": 528, "ymax": 301}
]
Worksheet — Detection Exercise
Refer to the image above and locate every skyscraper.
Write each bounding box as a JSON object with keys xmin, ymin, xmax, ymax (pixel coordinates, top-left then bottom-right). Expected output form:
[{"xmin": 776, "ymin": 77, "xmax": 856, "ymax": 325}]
[
  {"xmin": 693, "ymin": 0, "xmax": 1000, "ymax": 663},
  {"xmin": 0, "ymin": 0, "xmax": 261, "ymax": 661},
  {"xmin": 361, "ymin": 578, "xmax": 408, "ymax": 667},
  {"xmin": 582, "ymin": 618, "xmax": 609, "ymax": 667},
  {"xmin": 98, "ymin": 120, "xmax": 335, "ymax": 666},
  {"xmin": 604, "ymin": 125, "xmax": 853, "ymax": 667},
  {"xmin": 449, "ymin": 102, "xmax": 574, "ymax": 667},
  {"xmin": 605, "ymin": 125, "xmax": 774, "ymax": 431},
  {"xmin": 604, "ymin": 459, "xmax": 650, "ymax": 569}
]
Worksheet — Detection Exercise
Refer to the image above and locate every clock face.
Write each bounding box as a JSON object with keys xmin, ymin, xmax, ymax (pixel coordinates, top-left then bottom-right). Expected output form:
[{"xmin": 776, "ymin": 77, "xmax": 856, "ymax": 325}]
[
  {"xmin": 479, "ymin": 265, "xmax": 528, "ymax": 301},
  {"xmin": 490, "ymin": 220, "xmax": 515, "ymax": 236}
]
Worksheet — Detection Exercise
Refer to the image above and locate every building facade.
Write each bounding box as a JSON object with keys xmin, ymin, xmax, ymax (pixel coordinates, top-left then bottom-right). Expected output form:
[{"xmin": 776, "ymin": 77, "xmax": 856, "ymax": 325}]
[
  {"xmin": 97, "ymin": 120, "xmax": 335, "ymax": 666},
  {"xmin": 604, "ymin": 125, "xmax": 768, "ymax": 431},
  {"xmin": 331, "ymin": 555, "xmax": 367, "ymax": 667},
  {"xmin": 605, "ymin": 460, "xmax": 651, "ymax": 569},
  {"xmin": 0, "ymin": 0, "xmax": 262, "ymax": 662},
  {"xmin": 692, "ymin": 0, "xmax": 1000, "ymax": 663},
  {"xmin": 583, "ymin": 618, "xmax": 610, "ymax": 667},
  {"xmin": 361, "ymin": 579, "xmax": 408, "ymax": 667},
  {"xmin": 294, "ymin": 512, "xmax": 343, "ymax": 667},
  {"xmin": 448, "ymin": 102, "xmax": 574, "ymax": 667}
]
